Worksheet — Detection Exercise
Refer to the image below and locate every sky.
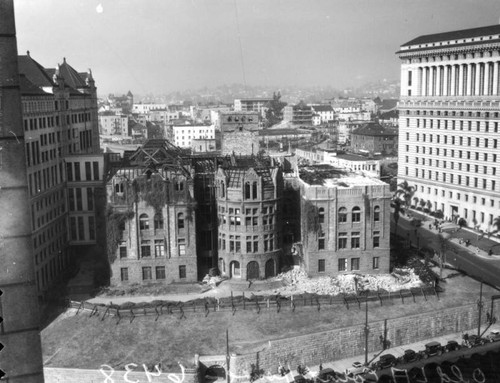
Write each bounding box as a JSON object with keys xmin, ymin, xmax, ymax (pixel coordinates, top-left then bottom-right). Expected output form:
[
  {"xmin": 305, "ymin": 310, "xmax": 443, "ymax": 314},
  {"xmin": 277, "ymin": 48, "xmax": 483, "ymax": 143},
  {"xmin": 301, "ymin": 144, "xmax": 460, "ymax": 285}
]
[{"xmin": 13, "ymin": 0, "xmax": 500, "ymax": 96}]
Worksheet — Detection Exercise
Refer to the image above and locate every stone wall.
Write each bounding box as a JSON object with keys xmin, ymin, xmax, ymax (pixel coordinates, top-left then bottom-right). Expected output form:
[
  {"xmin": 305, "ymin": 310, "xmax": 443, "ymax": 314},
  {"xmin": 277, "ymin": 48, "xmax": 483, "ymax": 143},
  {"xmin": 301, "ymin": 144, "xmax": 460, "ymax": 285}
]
[
  {"xmin": 228, "ymin": 302, "xmax": 500, "ymax": 382},
  {"xmin": 221, "ymin": 130, "xmax": 260, "ymax": 156}
]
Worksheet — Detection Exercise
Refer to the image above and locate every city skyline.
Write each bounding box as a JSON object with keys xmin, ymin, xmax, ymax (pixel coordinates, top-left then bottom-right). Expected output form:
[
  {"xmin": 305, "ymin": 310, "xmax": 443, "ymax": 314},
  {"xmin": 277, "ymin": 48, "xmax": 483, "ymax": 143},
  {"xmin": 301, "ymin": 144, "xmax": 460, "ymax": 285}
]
[{"xmin": 14, "ymin": 0, "xmax": 500, "ymax": 95}]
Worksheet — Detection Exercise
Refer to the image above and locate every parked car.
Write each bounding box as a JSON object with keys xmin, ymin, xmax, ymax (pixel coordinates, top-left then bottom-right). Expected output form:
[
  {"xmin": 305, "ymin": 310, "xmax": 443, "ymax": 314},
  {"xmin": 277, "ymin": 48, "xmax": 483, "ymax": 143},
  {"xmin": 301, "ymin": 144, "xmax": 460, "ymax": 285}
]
[
  {"xmin": 372, "ymin": 354, "xmax": 398, "ymax": 370},
  {"xmin": 345, "ymin": 362, "xmax": 371, "ymax": 377},
  {"xmin": 420, "ymin": 341, "xmax": 444, "ymax": 358},
  {"xmin": 410, "ymin": 218, "xmax": 422, "ymax": 227},
  {"xmin": 398, "ymin": 349, "xmax": 419, "ymax": 364},
  {"xmin": 444, "ymin": 340, "xmax": 461, "ymax": 352},
  {"xmin": 486, "ymin": 330, "xmax": 500, "ymax": 343},
  {"xmin": 462, "ymin": 334, "xmax": 486, "ymax": 348},
  {"xmin": 315, "ymin": 368, "xmax": 338, "ymax": 383}
]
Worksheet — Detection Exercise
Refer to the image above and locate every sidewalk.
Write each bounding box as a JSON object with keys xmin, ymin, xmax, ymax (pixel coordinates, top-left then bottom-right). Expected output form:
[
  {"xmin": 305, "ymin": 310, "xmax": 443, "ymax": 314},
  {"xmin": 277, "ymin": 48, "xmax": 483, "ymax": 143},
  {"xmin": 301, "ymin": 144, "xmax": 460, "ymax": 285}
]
[{"xmin": 256, "ymin": 324, "xmax": 500, "ymax": 382}]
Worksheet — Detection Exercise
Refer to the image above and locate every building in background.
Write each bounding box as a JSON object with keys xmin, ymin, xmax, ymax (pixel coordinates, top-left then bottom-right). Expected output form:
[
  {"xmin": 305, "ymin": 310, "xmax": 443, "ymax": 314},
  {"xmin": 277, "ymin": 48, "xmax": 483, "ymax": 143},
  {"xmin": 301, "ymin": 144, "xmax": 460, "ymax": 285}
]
[
  {"xmin": 99, "ymin": 111, "xmax": 129, "ymax": 137},
  {"xmin": 350, "ymin": 122, "xmax": 398, "ymax": 156},
  {"xmin": 283, "ymin": 103, "xmax": 313, "ymax": 125},
  {"xmin": 397, "ymin": 24, "xmax": 500, "ymax": 230},
  {"xmin": 170, "ymin": 122, "xmax": 215, "ymax": 148},
  {"xmin": 234, "ymin": 98, "xmax": 272, "ymax": 117},
  {"xmin": 219, "ymin": 111, "xmax": 260, "ymax": 155}
]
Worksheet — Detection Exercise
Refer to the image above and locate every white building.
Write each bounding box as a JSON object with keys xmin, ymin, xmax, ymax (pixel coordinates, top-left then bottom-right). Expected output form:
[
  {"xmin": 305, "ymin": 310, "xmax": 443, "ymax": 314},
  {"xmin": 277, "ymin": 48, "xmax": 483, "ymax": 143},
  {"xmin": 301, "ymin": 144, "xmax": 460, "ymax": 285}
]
[
  {"xmin": 99, "ymin": 113, "xmax": 129, "ymax": 137},
  {"xmin": 172, "ymin": 123, "xmax": 215, "ymax": 148},
  {"xmin": 397, "ymin": 24, "xmax": 500, "ymax": 231},
  {"xmin": 132, "ymin": 103, "xmax": 167, "ymax": 114}
]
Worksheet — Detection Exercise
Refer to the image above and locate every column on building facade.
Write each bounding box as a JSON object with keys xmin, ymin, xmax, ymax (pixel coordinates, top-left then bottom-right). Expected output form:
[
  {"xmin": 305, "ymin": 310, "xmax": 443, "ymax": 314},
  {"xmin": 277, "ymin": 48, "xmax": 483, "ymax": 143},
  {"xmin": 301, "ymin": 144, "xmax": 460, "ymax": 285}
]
[
  {"xmin": 493, "ymin": 61, "xmax": 499, "ymax": 96},
  {"xmin": 422, "ymin": 66, "xmax": 428, "ymax": 96},
  {"xmin": 417, "ymin": 67, "xmax": 423, "ymax": 96},
  {"xmin": 451, "ymin": 64, "xmax": 457, "ymax": 96},
  {"xmin": 484, "ymin": 62, "xmax": 491, "ymax": 96},
  {"xmin": 458, "ymin": 64, "xmax": 464, "ymax": 96},
  {"xmin": 436, "ymin": 65, "xmax": 442, "ymax": 96},
  {"xmin": 444, "ymin": 65, "xmax": 450, "ymax": 96},
  {"xmin": 475, "ymin": 63, "xmax": 481, "ymax": 96},
  {"xmin": 466, "ymin": 63, "xmax": 472, "ymax": 96}
]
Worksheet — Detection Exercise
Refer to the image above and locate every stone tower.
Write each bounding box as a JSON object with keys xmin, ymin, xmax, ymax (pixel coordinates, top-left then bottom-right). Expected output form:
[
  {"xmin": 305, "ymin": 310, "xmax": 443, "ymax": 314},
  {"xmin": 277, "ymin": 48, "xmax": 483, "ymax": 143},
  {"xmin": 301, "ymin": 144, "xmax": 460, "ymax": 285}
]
[{"xmin": 0, "ymin": 1, "xmax": 45, "ymax": 382}]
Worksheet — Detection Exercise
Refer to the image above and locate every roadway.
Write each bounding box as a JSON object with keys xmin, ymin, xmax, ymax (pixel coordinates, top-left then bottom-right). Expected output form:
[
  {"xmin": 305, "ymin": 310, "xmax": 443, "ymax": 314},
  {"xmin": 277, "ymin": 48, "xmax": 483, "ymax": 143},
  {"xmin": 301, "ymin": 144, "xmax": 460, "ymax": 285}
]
[{"xmin": 392, "ymin": 212, "xmax": 500, "ymax": 289}]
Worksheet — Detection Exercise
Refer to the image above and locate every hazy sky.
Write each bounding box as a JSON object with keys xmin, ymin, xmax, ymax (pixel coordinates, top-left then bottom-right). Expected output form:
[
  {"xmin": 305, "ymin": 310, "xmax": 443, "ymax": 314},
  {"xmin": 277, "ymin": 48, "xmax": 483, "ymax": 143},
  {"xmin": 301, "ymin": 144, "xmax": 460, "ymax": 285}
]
[{"xmin": 13, "ymin": 0, "xmax": 500, "ymax": 95}]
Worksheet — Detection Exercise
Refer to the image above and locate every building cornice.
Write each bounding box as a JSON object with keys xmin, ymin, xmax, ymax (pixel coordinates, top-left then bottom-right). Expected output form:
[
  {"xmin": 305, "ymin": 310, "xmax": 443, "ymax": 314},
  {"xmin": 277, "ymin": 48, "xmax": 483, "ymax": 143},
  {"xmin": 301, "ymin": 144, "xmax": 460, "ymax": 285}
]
[{"xmin": 396, "ymin": 40, "xmax": 500, "ymax": 59}]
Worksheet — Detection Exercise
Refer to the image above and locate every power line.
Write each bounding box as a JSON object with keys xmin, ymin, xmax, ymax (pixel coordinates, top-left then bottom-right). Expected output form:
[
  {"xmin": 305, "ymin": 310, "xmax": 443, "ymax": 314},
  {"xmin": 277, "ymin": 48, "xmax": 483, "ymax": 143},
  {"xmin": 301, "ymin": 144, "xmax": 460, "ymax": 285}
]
[{"xmin": 233, "ymin": 0, "xmax": 247, "ymax": 89}]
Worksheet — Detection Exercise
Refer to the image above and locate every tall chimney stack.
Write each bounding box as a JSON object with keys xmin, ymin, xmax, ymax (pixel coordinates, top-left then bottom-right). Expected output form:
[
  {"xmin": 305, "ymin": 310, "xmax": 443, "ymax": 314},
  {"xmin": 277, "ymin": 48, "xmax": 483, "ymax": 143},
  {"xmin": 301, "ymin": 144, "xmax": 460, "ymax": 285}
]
[{"xmin": 0, "ymin": 1, "xmax": 45, "ymax": 382}]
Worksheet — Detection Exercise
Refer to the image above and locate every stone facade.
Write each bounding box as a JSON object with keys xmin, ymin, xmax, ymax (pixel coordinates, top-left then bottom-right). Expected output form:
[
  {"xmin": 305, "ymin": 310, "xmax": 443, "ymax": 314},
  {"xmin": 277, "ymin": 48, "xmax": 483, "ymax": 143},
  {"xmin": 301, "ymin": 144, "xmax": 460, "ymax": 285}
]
[
  {"xmin": 216, "ymin": 166, "xmax": 283, "ymax": 280},
  {"xmin": 297, "ymin": 166, "xmax": 391, "ymax": 276},
  {"xmin": 397, "ymin": 24, "xmax": 500, "ymax": 230}
]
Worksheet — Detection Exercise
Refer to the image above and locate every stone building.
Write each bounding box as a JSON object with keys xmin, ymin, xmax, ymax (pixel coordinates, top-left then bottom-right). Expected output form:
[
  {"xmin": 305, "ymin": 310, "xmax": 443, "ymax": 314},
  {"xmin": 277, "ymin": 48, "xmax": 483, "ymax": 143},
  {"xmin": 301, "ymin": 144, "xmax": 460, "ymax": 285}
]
[
  {"xmin": 397, "ymin": 24, "xmax": 500, "ymax": 230},
  {"xmin": 215, "ymin": 159, "xmax": 283, "ymax": 280},
  {"xmin": 219, "ymin": 111, "xmax": 260, "ymax": 156},
  {"xmin": 18, "ymin": 52, "xmax": 101, "ymax": 297},
  {"xmin": 350, "ymin": 122, "xmax": 398, "ymax": 156},
  {"xmin": 107, "ymin": 140, "xmax": 198, "ymax": 286},
  {"xmin": 297, "ymin": 165, "xmax": 391, "ymax": 276}
]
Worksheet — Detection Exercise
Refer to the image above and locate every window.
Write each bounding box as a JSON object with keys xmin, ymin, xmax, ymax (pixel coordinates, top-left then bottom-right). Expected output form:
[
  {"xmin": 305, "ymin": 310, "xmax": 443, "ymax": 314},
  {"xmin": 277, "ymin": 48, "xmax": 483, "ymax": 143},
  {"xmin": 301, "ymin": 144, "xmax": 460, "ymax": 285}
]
[
  {"xmin": 373, "ymin": 231, "xmax": 380, "ymax": 248},
  {"xmin": 351, "ymin": 206, "xmax": 361, "ymax": 222},
  {"xmin": 177, "ymin": 213, "xmax": 185, "ymax": 229},
  {"xmin": 120, "ymin": 268, "xmax": 129, "ymax": 281},
  {"xmin": 351, "ymin": 258, "xmax": 360, "ymax": 271},
  {"xmin": 156, "ymin": 266, "xmax": 166, "ymax": 279},
  {"xmin": 318, "ymin": 207, "xmax": 325, "ymax": 224},
  {"xmin": 139, "ymin": 214, "xmax": 149, "ymax": 230},
  {"xmin": 179, "ymin": 265, "xmax": 186, "ymax": 279},
  {"xmin": 338, "ymin": 232, "xmax": 348, "ymax": 249},
  {"xmin": 141, "ymin": 240, "xmax": 151, "ymax": 257},
  {"xmin": 178, "ymin": 238, "xmax": 186, "ymax": 255},
  {"xmin": 338, "ymin": 207, "xmax": 347, "ymax": 223},
  {"xmin": 142, "ymin": 267, "xmax": 152, "ymax": 280},
  {"xmin": 154, "ymin": 240, "xmax": 165, "ymax": 257},
  {"xmin": 373, "ymin": 206, "xmax": 380, "ymax": 222},
  {"xmin": 119, "ymin": 246, "xmax": 127, "ymax": 259},
  {"xmin": 373, "ymin": 257, "xmax": 379, "ymax": 270},
  {"xmin": 338, "ymin": 258, "xmax": 347, "ymax": 272},
  {"xmin": 154, "ymin": 213, "xmax": 164, "ymax": 230},
  {"xmin": 318, "ymin": 259, "xmax": 326, "ymax": 273},
  {"xmin": 351, "ymin": 232, "xmax": 360, "ymax": 249}
]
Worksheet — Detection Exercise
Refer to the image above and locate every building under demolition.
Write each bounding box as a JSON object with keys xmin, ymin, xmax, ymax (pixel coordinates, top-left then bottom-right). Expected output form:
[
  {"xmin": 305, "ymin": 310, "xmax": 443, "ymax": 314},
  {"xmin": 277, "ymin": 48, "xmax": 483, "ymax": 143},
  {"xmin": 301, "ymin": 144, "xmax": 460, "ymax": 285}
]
[{"xmin": 106, "ymin": 140, "xmax": 391, "ymax": 286}]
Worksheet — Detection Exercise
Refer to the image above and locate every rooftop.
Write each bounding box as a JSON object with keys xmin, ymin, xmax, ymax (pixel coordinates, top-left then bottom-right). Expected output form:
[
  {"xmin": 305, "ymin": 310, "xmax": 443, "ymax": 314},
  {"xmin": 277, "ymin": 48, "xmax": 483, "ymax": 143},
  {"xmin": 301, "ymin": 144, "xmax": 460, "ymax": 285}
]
[
  {"xmin": 299, "ymin": 164, "xmax": 385, "ymax": 187},
  {"xmin": 402, "ymin": 24, "xmax": 500, "ymax": 47},
  {"xmin": 352, "ymin": 122, "xmax": 398, "ymax": 137}
]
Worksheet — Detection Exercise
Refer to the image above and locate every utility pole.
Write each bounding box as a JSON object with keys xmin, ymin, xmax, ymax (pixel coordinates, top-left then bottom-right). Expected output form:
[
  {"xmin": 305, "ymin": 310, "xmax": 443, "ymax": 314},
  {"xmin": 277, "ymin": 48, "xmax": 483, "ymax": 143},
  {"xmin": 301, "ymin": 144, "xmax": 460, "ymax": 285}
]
[
  {"xmin": 226, "ymin": 329, "xmax": 230, "ymax": 383},
  {"xmin": 477, "ymin": 281, "xmax": 484, "ymax": 337},
  {"xmin": 364, "ymin": 298, "xmax": 369, "ymax": 365}
]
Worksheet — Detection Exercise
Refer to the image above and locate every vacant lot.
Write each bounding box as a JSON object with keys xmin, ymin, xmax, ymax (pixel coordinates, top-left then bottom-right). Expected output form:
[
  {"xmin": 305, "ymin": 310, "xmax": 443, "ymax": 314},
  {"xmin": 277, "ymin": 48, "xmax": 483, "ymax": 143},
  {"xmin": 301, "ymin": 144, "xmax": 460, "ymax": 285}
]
[{"xmin": 42, "ymin": 270, "xmax": 496, "ymax": 371}]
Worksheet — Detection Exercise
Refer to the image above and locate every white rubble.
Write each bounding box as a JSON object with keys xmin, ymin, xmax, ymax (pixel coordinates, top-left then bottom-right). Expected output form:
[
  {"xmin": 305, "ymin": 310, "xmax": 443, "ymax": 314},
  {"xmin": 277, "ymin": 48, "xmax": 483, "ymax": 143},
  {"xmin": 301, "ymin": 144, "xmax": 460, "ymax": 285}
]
[{"xmin": 272, "ymin": 267, "xmax": 423, "ymax": 296}]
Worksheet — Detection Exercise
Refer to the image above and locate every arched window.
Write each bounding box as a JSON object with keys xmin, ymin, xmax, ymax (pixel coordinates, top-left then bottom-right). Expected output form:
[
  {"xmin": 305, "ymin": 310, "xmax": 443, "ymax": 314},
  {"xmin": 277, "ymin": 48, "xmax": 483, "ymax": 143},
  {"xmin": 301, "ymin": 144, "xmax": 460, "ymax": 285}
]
[
  {"xmin": 177, "ymin": 213, "xmax": 185, "ymax": 229},
  {"xmin": 244, "ymin": 182, "xmax": 251, "ymax": 199},
  {"xmin": 175, "ymin": 180, "xmax": 184, "ymax": 192},
  {"xmin": 139, "ymin": 214, "xmax": 149, "ymax": 230},
  {"xmin": 338, "ymin": 207, "xmax": 347, "ymax": 223},
  {"xmin": 154, "ymin": 213, "xmax": 164, "ymax": 230},
  {"xmin": 252, "ymin": 182, "xmax": 258, "ymax": 200},
  {"xmin": 115, "ymin": 182, "xmax": 124, "ymax": 194},
  {"xmin": 318, "ymin": 207, "xmax": 325, "ymax": 224},
  {"xmin": 220, "ymin": 181, "xmax": 225, "ymax": 198},
  {"xmin": 352, "ymin": 206, "xmax": 361, "ymax": 222},
  {"xmin": 373, "ymin": 206, "xmax": 380, "ymax": 222}
]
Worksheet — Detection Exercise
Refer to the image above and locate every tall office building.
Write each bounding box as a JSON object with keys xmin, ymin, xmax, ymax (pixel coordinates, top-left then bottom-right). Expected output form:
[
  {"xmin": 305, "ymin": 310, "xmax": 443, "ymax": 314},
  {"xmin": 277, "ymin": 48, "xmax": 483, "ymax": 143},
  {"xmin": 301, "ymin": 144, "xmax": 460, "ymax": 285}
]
[
  {"xmin": 397, "ymin": 25, "xmax": 500, "ymax": 232},
  {"xmin": 0, "ymin": 1, "xmax": 45, "ymax": 381}
]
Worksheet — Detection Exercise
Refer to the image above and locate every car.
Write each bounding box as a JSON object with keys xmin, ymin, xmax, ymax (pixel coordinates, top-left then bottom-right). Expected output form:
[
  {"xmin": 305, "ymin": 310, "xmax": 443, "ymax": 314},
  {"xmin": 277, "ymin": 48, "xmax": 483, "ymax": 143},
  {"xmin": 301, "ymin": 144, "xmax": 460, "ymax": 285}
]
[
  {"xmin": 410, "ymin": 218, "xmax": 422, "ymax": 227},
  {"xmin": 486, "ymin": 330, "xmax": 500, "ymax": 343},
  {"xmin": 420, "ymin": 341, "xmax": 444, "ymax": 358},
  {"xmin": 444, "ymin": 340, "xmax": 461, "ymax": 352},
  {"xmin": 398, "ymin": 349, "xmax": 419, "ymax": 364},
  {"xmin": 315, "ymin": 368, "xmax": 338, "ymax": 383},
  {"xmin": 345, "ymin": 362, "xmax": 371, "ymax": 377},
  {"xmin": 462, "ymin": 334, "xmax": 486, "ymax": 348},
  {"xmin": 372, "ymin": 354, "xmax": 397, "ymax": 370}
]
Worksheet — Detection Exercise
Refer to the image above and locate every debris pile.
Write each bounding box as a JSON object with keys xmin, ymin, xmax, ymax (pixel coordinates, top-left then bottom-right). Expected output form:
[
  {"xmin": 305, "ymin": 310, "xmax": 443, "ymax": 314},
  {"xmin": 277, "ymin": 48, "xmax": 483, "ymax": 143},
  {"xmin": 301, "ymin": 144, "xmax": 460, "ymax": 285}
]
[
  {"xmin": 273, "ymin": 267, "xmax": 423, "ymax": 296},
  {"xmin": 202, "ymin": 274, "xmax": 223, "ymax": 288}
]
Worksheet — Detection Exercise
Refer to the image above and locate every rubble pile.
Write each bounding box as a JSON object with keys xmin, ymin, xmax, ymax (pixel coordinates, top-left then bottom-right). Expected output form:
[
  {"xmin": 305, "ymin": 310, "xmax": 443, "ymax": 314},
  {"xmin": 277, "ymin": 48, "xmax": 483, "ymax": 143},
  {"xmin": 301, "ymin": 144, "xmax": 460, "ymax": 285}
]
[{"xmin": 274, "ymin": 267, "xmax": 423, "ymax": 296}]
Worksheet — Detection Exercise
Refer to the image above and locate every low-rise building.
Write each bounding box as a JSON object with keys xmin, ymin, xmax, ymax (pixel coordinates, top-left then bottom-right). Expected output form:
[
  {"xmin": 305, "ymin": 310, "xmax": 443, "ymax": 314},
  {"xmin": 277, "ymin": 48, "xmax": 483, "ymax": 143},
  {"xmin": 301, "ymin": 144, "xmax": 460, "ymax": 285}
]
[
  {"xmin": 99, "ymin": 112, "xmax": 129, "ymax": 137},
  {"xmin": 171, "ymin": 123, "xmax": 215, "ymax": 149},
  {"xmin": 283, "ymin": 104, "xmax": 313, "ymax": 125},
  {"xmin": 350, "ymin": 122, "xmax": 398, "ymax": 156}
]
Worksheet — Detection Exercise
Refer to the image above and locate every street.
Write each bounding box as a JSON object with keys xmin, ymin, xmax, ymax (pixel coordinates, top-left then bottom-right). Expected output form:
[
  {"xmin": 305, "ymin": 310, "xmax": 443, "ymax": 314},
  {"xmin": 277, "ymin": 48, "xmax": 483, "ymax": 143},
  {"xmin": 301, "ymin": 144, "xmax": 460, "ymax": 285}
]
[{"xmin": 392, "ymin": 212, "xmax": 500, "ymax": 289}]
